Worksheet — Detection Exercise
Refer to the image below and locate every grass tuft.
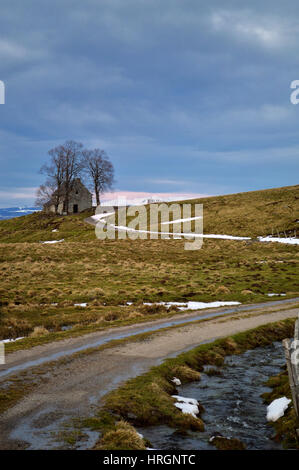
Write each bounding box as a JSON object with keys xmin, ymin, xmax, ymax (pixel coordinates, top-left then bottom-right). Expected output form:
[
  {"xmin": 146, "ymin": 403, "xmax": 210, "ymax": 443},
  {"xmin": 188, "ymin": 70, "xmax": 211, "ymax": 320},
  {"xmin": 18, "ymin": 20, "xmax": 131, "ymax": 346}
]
[{"xmin": 93, "ymin": 420, "xmax": 146, "ymax": 450}]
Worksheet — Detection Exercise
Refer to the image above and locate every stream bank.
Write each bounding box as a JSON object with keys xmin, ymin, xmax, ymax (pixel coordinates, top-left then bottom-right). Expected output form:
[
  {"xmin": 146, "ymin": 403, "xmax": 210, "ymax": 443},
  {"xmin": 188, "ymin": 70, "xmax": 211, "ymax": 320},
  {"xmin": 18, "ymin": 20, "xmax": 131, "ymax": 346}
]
[
  {"xmin": 90, "ymin": 319, "xmax": 295, "ymax": 450},
  {"xmin": 138, "ymin": 342, "xmax": 287, "ymax": 450}
]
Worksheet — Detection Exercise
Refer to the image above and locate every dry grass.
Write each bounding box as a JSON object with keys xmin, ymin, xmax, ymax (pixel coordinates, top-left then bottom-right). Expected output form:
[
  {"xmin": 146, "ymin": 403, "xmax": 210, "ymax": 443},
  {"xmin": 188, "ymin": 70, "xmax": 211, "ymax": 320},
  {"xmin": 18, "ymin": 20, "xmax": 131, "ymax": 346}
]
[
  {"xmin": 93, "ymin": 420, "xmax": 146, "ymax": 450},
  {"xmin": 211, "ymin": 436, "xmax": 246, "ymax": 450},
  {"xmin": 0, "ymin": 238, "xmax": 298, "ymax": 341},
  {"xmin": 0, "ymin": 184, "xmax": 298, "ymax": 343},
  {"xmin": 29, "ymin": 326, "xmax": 50, "ymax": 337},
  {"xmin": 171, "ymin": 365, "xmax": 201, "ymax": 382}
]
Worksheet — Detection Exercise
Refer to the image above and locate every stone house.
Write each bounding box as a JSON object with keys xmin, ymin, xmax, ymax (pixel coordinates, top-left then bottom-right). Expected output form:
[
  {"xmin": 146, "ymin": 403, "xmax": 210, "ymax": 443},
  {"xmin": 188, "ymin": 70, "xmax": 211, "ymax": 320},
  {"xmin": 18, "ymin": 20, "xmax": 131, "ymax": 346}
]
[{"xmin": 44, "ymin": 178, "xmax": 92, "ymax": 215}]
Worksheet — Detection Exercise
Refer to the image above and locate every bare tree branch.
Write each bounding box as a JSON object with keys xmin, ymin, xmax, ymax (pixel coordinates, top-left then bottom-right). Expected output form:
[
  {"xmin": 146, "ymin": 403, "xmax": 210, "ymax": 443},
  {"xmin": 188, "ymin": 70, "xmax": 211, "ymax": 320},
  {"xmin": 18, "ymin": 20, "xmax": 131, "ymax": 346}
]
[
  {"xmin": 39, "ymin": 140, "xmax": 84, "ymax": 214},
  {"xmin": 35, "ymin": 180, "xmax": 56, "ymax": 208},
  {"xmin": 82, "ymin": 148, "xmax": 115, "ymax": 206}
]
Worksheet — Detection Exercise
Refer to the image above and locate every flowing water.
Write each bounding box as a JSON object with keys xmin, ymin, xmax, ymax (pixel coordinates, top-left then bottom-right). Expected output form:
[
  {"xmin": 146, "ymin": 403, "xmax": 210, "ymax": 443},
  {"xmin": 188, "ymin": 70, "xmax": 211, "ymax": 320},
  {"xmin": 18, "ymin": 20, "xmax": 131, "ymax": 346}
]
[{"xmin": 138, "ymin": 342, "xmax": 286, "ymax": 450}]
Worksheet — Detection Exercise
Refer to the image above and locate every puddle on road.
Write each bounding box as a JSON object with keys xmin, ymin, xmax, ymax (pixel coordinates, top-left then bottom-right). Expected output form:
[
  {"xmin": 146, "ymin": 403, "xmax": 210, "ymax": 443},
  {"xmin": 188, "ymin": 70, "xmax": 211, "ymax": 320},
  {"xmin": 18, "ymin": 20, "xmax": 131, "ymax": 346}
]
[
  {"xmin": 10, "ymin": 405, "xmax": 100, "ymax": 450},
  {"xmin": 8, "ymin": 360, "xmax": 154, "ymax": 450}
]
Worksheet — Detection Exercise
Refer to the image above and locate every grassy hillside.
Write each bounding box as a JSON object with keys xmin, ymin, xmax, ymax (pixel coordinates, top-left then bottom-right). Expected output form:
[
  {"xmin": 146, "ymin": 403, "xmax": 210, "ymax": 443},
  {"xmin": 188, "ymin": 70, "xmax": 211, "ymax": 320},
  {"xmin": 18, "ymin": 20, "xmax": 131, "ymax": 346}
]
[
  {"xmin": 0, "ymin": 184, "xmax": 298, "ymax": 243},
  {"xmin": 0, "ymin": 208, "xmax": 95, "ymax": 243},
  {"xmin": 0, "ymin": 184, "xmax": 298, "ymax": 345},
  {"xmin": 0, "ymin": 236, "xmax": 298, "ymax": 345},
  {"xmin": 179, "ymin": 184, "xmax": 299, "ymax": 238}
]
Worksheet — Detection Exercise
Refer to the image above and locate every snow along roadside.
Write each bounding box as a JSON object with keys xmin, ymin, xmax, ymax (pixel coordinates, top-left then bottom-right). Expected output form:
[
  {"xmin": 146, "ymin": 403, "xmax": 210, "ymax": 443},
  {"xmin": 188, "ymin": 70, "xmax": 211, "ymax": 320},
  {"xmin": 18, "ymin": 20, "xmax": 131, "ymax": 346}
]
[
  {"xmin": 89, "ymin": 212, "xmax": 299, "ymax": 245},
  {"xmin": 127, "ymin": 301, "xmax": 241, "ymax": 310}
]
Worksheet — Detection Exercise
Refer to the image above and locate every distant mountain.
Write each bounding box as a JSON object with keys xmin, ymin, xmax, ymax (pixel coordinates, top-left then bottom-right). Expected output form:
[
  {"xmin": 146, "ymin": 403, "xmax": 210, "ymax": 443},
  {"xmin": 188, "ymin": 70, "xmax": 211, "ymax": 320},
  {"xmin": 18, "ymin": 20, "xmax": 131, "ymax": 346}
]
[{"xmin": 0, "ymin": 207, "xmax": 41, "ymax": 220}]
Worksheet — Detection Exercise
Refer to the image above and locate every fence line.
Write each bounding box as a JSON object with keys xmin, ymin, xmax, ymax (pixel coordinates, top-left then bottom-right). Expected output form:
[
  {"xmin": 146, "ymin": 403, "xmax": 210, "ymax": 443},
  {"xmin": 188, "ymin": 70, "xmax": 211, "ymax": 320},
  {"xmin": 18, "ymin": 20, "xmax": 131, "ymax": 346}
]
[{"xmin": 283, "ymin": 315, "xmax": 299, "ymax": 437}]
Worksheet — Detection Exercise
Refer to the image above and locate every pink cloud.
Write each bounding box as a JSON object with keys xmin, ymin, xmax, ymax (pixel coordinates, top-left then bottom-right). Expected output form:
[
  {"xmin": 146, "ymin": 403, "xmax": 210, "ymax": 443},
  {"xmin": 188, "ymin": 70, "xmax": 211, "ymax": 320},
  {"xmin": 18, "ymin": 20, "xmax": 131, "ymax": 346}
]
[{"xmin": 101, "ymin": 190, "xmax": 211, "ymax": 201}]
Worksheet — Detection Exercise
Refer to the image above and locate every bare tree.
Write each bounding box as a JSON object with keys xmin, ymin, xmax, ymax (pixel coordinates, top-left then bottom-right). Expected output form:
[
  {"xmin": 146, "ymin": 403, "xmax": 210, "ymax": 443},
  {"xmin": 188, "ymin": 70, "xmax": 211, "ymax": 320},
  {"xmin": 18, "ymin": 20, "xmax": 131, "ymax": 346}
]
[
  {"xmin": 83, "ymin": 148, "xmax": 114, "ymax": 206},
  {"xmin": 40, "ymin": 140, "xmax": 84, "ymax": 214},
  {"xmin": 39, "ymin": 152, "xmax": 65, "ymax": 214},
  {"xmin": 35, "ymin": 179, "xmax": 57, "ymax": 209},
  {"xmin": 59, "ymin": 140, "xmax": 84, "ymax": 214}
]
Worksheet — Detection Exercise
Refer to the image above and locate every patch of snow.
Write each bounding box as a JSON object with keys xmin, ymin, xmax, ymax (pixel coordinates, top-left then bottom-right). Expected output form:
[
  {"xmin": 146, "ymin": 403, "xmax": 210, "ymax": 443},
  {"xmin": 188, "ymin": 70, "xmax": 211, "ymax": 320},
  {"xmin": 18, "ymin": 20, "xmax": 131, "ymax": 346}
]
[
  {"xmin": 267, "ymin": 293, "xmax": 286, "ymax": 297},
  {"xmin": 140, "ymin": 301, "xmax": 241, "ymax": 311},
  {"xmin": 14, "ymin": 209, "xmax": 39, "ymax": 213},
  {"xmin": 126, "ymin": 301, "xmax": 240, "ymax": 310},
  {"xmin": 103, "ymin": 216, "xmax": 297, "ymax": 247},
  {"xmin": 164, "ymin": 301, "xmax": 241, "ymax": 310},
  {"xmin": 171, "ymin": 377, "xmax": 182, "ymax": 386},
  {"xmin": 203, "ymin": 234, "xmax": 250, "ymax": 240},
  {"xmin": 112, "ymin": 224, "xmax": 251, "ymax": 241},
  {"xmin": 52, "ymin": 229, "xmax": 59, "ymax": 232},
  {"xmin": 267, "ymin": 397, "xmax": 291, "ymax": 422},
  {"xmin": 91, "ymin": 212, "xmax": 115, "ymax": 221},
  {"xmin": 137, "ymin": 432, "xmax": 144, "ymax": 439},
  {"xmin": 74, "ymin": 303, "xmax": 87, "ymax": 307},
  {"xmin": 172, "ymin": 395, "xmax": 198, "ymax": 405},
  {"xmin": 172, "ymin": 395, "xmax": 200, "ymax": 418},
  {"xmin": 1, "ymin": 337, "xmax": 25, "ymax": 343},
  {"xmin": 41, "ymin": 239, "xmax": 64, "ymax": 244},
  {"xmin": 209, "ymin": 434, "xmax": 229, "ymax": 443},
  {"xmin": 94, "ymin": 215, "xmax": 255, "ymax": 242},
  {"xmin": 259, "ymin": 236, "xmax": 299, "ymax": 246},
  {"xmin": 174, "ymin": 402, "xmax": 199, "ymax": 417},
  {"xmin": 109, "ymin": 218, "xmax": 299, "ymax": 246}
]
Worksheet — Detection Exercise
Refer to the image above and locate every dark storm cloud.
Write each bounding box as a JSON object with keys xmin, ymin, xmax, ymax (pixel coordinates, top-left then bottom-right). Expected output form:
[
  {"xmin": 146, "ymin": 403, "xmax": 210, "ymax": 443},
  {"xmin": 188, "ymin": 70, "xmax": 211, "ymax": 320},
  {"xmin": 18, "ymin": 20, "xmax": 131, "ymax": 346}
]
[{"xmin": 0, "ymin": 0, "xmax": 298, "ymax": 205}]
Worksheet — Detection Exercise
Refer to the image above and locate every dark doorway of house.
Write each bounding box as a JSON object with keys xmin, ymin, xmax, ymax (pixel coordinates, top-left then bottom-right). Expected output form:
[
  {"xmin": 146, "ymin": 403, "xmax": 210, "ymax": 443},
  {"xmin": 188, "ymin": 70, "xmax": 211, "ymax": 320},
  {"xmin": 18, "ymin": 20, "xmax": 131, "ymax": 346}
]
[{"xmin": 73, "ymin": 204, "xmax": 78, "ymax": 213}]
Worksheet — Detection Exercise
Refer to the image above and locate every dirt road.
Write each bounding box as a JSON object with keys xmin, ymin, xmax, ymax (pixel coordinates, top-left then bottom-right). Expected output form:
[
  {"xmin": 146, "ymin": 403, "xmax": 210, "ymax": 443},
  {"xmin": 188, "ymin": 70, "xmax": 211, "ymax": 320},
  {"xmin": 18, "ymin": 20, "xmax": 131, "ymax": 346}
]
[{"xmin": 0, "ymin": 300, "xmax": 298, "ymax": 450}]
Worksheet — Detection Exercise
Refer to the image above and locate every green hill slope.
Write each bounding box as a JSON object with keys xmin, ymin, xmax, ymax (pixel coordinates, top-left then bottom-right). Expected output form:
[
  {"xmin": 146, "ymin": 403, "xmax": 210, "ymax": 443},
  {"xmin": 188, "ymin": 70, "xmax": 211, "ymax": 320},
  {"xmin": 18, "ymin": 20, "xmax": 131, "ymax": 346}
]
[
  {"xmin": 0, "ymin": 184, "xmax": 298, "ymax": 348},
  {"xmin": 0, "ymin": 184, "xmax": 298, "ymax": 243},
  {"xmin": 0, "ymin": 208, "xmax": 95, "ymax": 243},
  {"xmin": 184, "ymin": 184, "xmax": 299, "ymax": 238}
]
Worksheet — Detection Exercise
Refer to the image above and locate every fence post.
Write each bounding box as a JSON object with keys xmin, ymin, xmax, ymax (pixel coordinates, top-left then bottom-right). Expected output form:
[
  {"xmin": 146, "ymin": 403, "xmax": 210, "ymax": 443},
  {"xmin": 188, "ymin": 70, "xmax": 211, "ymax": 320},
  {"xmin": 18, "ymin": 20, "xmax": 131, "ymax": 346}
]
[
  {"xmin": 283, "ymin": 315, "xmax": 299, "ymax": 439},
  {"xmin": 283, "ymin": 339, "xmax": 299, "ymax": 418},
  {"xmin": 0, "ymin": 341, "xmax": 4, "ymax": 365}
]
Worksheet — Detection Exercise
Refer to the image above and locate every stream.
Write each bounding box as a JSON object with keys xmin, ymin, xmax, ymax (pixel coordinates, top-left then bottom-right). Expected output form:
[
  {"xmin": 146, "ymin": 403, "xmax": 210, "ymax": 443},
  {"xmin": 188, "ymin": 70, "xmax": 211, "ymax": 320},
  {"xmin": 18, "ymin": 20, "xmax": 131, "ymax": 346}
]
[{"xmin": 138, "ymin": 342, "xmax": 286, "ymax": 450}]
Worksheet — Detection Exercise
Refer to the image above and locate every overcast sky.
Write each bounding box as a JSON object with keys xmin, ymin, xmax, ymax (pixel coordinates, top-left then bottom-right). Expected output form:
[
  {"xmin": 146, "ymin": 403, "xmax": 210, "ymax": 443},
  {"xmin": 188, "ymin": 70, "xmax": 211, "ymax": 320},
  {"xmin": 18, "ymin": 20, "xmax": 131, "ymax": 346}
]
[{"xmin": 0, "ymin": 0, "xmax": 299, "ymax": 207}]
